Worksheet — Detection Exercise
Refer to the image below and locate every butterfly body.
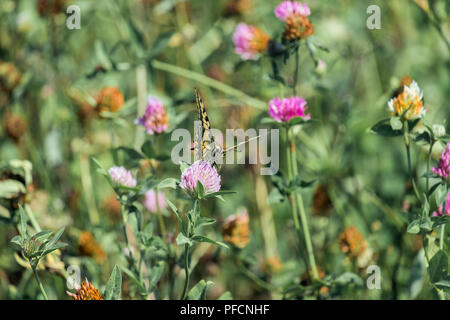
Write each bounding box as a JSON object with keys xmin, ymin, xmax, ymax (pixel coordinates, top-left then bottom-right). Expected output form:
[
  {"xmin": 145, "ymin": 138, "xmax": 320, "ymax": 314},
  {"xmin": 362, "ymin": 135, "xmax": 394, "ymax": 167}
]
[
  {"xmin": 193, "ymin": 88, "xmax": 223, "ymax": 170},
  {"xmin": 192, "ymin": 88, "xmax": 259, "ymax": 171}
]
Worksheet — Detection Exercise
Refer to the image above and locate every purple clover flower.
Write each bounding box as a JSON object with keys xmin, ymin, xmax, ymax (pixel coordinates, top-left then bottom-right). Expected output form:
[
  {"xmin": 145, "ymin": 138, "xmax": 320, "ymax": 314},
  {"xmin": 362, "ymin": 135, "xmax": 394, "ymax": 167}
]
[
  {"xmin": 433, "ymin": 191, "xmax": 450, "ymax": 217},
  {"xmin": 268, "ymin": 96, "xmax": 310, "ymax": 123},
  {"xmin": 275, "ymin": 1, "xmax": 311, "ymax": 21},
  {"xmin": 144, "ymin": 189, "xmax": 167, "ymax": 213},
  {"xmin": 179, "ymin": 161, "xmax": 221, "ymax": 195},
  {"xmin": 432, "ymin": 142, "xmax": 450, "ymax": 180},
  {"xmin": 108, "ymin": 166, "xmax": 137, "ymax": 187},
  {"xmin": 135, "ymin": 96, "xmax": 169, "ymax": 135}
]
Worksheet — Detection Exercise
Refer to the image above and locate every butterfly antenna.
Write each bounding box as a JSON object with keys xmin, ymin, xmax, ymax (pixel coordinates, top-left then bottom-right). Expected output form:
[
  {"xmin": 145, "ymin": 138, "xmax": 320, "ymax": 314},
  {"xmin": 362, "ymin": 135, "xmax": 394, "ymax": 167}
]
[{"xmin": 224, "ymin": 135, "xmax": 260, "ymax": 153}]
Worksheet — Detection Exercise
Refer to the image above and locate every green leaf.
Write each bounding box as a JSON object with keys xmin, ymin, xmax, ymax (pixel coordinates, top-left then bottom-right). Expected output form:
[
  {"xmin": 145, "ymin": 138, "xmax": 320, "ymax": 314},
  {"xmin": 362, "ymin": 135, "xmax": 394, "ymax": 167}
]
[
  {"xmin": 121, "ymin": 267, "xmax": 147, "ymax": 296},
  {"xmin": 186, "ymin": 280, "xmax": 214, "ymax": 300},
  {"xmin": 41, "ymin": 242, "xmax": 68, "ymax": 256},
  {"xmin": 407, "ymin": 220, "xmax": 420, "ymax": 234},
  {"xmin": 33, "ymin": 230, "xmax": 53, "ymax": 242},
  {"xmin": 435, "ymin": 185, "xmax": 447, "ymax": 207},
  {"xmin": 0, "ymin": 180, "xmax": 26, "ymax": 199},
  {"xmin": 369, "ymin": 118, "xmax": 403, "ymax": 137},
  {"xmin": 428, "ymin": 250, "xmax": 449, "ymax": 283},
  {"xmin": 176, "ymin": 233, "xmax": 192, "ymax": 247},
  {"xmin": 149, "ymin": 261, "xmax": 165, "ymax": 290},
  {"xmin": 158, "ymin": 178, "xmax": 178, "ymax": 190},
  {"xmin": 333, "ymin": 272, "xmax": 364, "ymax": 286},
  {"xmin": 435, "ymin": 279, "xmax": 450, "ymax": 289},
  {"xmin": 166, "ymin": 199, "xmax": 182, "ymax": 226},
  {"xmin": 141, "ymin": 141, "xmax": 155, "ymax": 158},
  {"xmin": 390, "ymin": 117, "xmax": 403, "ymax": 130},
  {"xmin": 260, "ymin": 117, "xmax": 280, "ymax": 125},
  {"xmin": 202, "ymin": 190, "xmax": 236, "ymax": 199},
  {"xmin": 10, "ymin": 235, "xmax": 23, "ymax": 249},
  {"xmin": 180, "ymin": 161, "xmax": 190, "ymax": 173},
  {"xmin": 217, "ymin": 291, "xmax": 233, "ymax": 300},
  {"xmin": 288, "ymin": 117, "xmax": 312, "ymax": 127},
  {"xmin": 268, "ymin": 188, "xmax": 285, "ymax": 205},
  {"xmin": 91, "ymin": 158, "xmax": 110, "ymax": 179},
  {"xmin": 432, "ymin": 216, "xmax": 450, "ymax": 228},
  {"xmin": 196, "ymin": 181, "xmax": 205, "ymax": 199},
  {"xmin": 196, "ymin": 217, "xmax": 216, "ymax": 228},
  {"xmin": 17, "ymin": 206, "xmax": 28, "ymax": 237},
  {"xmin": 149, "ymin": 31, "xmax": 176, "ymax": 58},
  {"xmin": 192, "ymin": 235, "xmax": 229, "ymax": 249},
  {"xmin": 407, "ymin": 249, "xmax": 426, "ymax": 299},
  {"xmin": 420, "ymin": 216, "xmax": 432, "ymax": 232},
  {"xmin": 428, "ymin": 182, "xmax": 443, "ymax": 198},
  {"xmin": 104, "ymin": 265, "xmax": 122, "ymax": 300},
  {"xmin": 414, "ymin": 131, "xmax": 431, "ymax": 144},
  {"xmin": 45, "ymin": 227, "xmax": 65, "ymax": 250},
  {"xmin": 112, "ymin": 147, "xmax": 144, "ymax": 168},
  {"xmin": 140, "ymin": 142, "xmax": 171, "ymax": 161}
]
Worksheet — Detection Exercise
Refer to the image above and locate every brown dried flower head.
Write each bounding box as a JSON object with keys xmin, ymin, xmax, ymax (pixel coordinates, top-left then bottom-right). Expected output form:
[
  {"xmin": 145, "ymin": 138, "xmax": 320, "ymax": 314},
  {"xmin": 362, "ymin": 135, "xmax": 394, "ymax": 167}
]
[
  {"xmin": 262, "ymin": 255, "xmax": 283, "ymax": 275},
  {"xmin": 5, "ymin": 113, "xmax": 27, "ymax": 142},
  {"xmin": 226, "ymin": 0, "xmax": 252, "ymax": 16},
  {"xmin": 96, "ymin": 86, "xmax": 124, "ymax": 113},
  {"xmin": 284, "ymin": 15, "xmax": 314, "ymax": 41},
  {"xmin": 312, "ymin": 185, "xmax": 333, "ymax": 217},
  {"xmin": 0, "ymin": 62, "xmax": 22, "ymax": 92},
  {"xmin": 339, "ymin": 226, "xmax": 368, "ymax": 258},
  {"xmin": 300, "ymin": 267, "xmax": 329, "ymax": 296},
  {"xmin": 67, "ymin": 279, "xmax": 104, "ymax": 300},
  {"xmin": 37, "ymin": 0, "xmax": 69, "ymax": 17},
  {"xmin": 104, "ymin": 194, "xmax": 122, "ymax": 221},
  {"xmin": 221, "ymin": 208, "xmax": 250, "ymax": 248},
  {"xmin": 78, "ymin": 231, "xmax": 106, "ymax": 264}
]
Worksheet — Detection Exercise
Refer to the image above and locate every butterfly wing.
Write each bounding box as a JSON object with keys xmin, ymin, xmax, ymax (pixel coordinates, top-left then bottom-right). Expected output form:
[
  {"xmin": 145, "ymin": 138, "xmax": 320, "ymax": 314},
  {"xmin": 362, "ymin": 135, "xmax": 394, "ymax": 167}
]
[{"xmin": 193, "ymin": 88, "xmax": 223, "ymax": 168}]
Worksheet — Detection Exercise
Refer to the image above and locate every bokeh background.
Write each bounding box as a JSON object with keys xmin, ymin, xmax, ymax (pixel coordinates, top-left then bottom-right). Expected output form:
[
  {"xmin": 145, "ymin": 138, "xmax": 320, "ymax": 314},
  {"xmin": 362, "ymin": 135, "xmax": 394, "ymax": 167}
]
[{"xmin": 0, "ymin": 0, "xmax": 449, "ymax": 299}]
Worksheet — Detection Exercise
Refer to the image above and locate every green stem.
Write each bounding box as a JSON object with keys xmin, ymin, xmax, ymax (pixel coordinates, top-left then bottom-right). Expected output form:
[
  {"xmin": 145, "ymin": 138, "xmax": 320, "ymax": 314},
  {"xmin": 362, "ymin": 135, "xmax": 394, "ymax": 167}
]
[
  {"xmin": 180, "ymin": 243, "xmax": 190, "ymax": 300},
  {"xmin": 239, "ymin": 261, "xmax": 278, "ymax": 293},
  {"xmin": 120, "ymin": 202, "xmax": 142, "ymax": 285},
  {"xmin": 286, "ymin": 127, "xmax": 319, "ymax": 280},
  {"xmin": 285, "ymin": 127, "xmax": 300, "ymax": 230},
  {"xmin": 404, "ymin": 128, "xmax": 422, "ymax": 203},
  {"xmin": 293, "ymin": 45, "xmax": 300, "ymax": 96},
  {"xmin": 151, "ymin": 60, "xmax": 266, "ymax": 110},
  {"xmin": 24, "ymin": 205, "xmax": 41, "ymax": 232},
  {"xmin": 426, "ymin": 142, "xmax": 434, "ymax": 196},
  {"xmin": 440, "ymin": 184, "xmax": 448, "ymax": 251},
  {"xmin": 295, "ymin": 192, "xmax": 319, "ymax": 280},
  {"xmin": 32, "ymin": 266, "xmax": 48, "ymax": 300}
]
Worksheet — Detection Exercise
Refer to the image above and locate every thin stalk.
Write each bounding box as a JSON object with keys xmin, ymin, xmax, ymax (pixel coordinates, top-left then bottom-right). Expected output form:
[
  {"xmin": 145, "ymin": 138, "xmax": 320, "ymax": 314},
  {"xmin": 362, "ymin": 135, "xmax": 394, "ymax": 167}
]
[
  {"xmin": 24, "ymin": 205, "xmax": 41, "ymax": 232},
  {"xmin": 404, "ymin": 127, "xmax": 422, "ymax": 203},
  {"xmin": 151, "ymin": 60, "xmax": 266, "ymax": 110},
  {"xmin": 289, "ymin": 129, "xmax": 319, "ymax": 280},
  {"xmin": 285, "ymin": 127, "xmax": 300, "ymax": 229},
  {"xmin": 286, "ymin": 126, "xmax": 319, "ymax": 280},
  {"xmin": 426, "ymin": 141, "xmax": 435, "ymax": 196},
  {"xmin": 238, "ymin": 261, "xmax": 278, "ymax": 293},
  {"xmin": 293, "ymin": 46, "xmax": 300, "ymax": 96},
  {"xmin": 120, "ymin": 203, "xmax": 141, "ymax": 280},
  {"xmin": 32, "ymin": 266, "xmax": 48, "ymax": 300},
  {"xmin": 440, "ymin": 184, "xmax": 448, "ymax": 251},
  {"xmin": 180, "ymin": 243, "xmax": 190, "ymax": 300}
]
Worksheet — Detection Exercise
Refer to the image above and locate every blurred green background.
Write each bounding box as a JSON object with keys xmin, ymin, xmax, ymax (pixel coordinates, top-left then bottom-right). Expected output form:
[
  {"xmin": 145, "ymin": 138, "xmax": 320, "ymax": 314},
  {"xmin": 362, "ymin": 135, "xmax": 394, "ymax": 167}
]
[{"xmin": 0, "ymin": 0, "xmax": 449, "ymax": 300}]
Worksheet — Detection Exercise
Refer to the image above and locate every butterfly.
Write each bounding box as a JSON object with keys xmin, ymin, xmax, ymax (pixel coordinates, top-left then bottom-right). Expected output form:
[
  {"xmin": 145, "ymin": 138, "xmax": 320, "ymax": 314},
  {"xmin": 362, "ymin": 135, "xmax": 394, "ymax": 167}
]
[
  {"xmin": 192, "ymin": 88, "xmax": 259, "ymax": 171},
  {"xmin": 193, "ymin": 88, "xmax": 224, "ymax": 169}
]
